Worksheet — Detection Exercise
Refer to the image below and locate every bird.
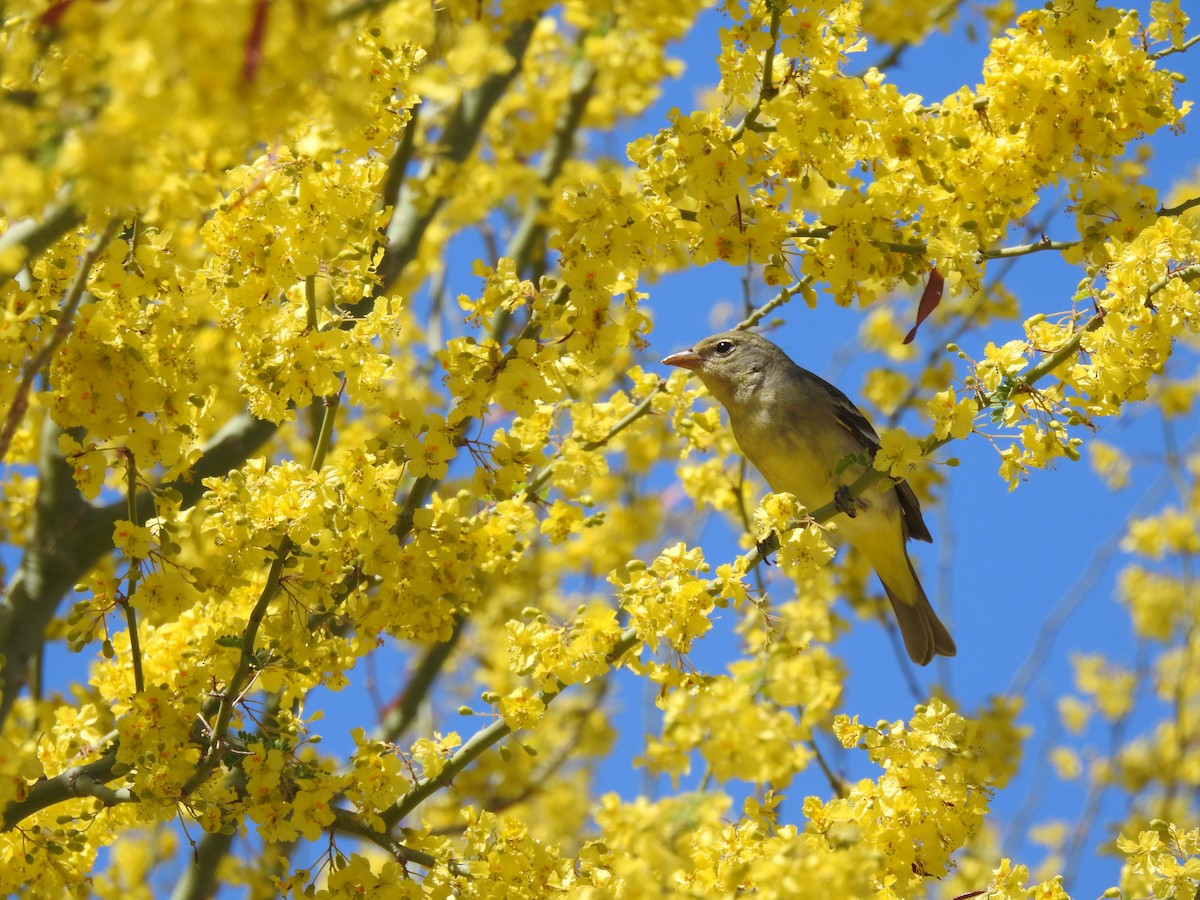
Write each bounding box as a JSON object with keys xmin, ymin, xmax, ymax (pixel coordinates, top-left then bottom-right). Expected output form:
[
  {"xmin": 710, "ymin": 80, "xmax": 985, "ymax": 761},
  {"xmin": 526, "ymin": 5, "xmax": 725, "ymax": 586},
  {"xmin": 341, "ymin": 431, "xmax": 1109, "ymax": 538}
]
[{"xmin": 662, "ymin": 329, "xmax": 955, "ymax": 665}]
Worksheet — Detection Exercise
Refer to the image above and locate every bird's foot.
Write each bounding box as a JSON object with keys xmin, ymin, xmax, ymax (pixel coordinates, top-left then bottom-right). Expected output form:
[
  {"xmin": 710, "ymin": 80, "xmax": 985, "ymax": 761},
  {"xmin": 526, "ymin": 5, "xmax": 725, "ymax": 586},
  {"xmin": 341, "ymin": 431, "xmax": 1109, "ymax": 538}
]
[
  {"xmin": 833, "ymin": 485, "xmax": 865, "ymax": 518},
  {"xmin": 756, "ymin": 534, "xmax": 776, "ymax": 565}
]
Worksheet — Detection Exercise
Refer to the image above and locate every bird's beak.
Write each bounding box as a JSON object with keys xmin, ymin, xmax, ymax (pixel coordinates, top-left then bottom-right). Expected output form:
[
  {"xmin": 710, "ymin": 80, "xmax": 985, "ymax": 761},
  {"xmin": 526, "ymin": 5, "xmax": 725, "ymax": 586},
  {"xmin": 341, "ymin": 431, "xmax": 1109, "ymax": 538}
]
[{"xmin": 661, "ymin": 348, "xmax": 702, "ymax": 371}]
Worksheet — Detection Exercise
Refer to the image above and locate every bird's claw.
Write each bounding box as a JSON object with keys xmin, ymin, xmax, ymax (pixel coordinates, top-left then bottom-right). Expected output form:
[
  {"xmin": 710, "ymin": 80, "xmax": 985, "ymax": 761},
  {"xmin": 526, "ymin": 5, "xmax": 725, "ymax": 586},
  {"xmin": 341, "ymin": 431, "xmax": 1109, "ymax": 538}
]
[
  {"xmin": 756, "ymin": 536, "xmax": 776, "ymax": 565},
  {"xmin": 834, "ymin": 485, "xmax": 862, "ymax": 518}
]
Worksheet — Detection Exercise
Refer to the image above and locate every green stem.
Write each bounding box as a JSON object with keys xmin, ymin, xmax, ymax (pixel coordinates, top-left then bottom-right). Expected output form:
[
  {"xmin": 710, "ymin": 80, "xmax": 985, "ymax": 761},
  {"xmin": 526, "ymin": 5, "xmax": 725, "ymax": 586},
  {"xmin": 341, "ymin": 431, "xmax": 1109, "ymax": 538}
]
[
  {"xmin": 523, "ymin": 382, "xmax": 664, "ymax": 499},
  {"xmin": 382, "ymin": 630, "xmax": 641, "ymax": 828},
  {"xmin": 306, "ymin": 275, "xmax": 323, "ymax": 445},
  {"xmin": 123, "ymin": 452, "xmax": 145, "ymax": 695},
  {"xmin": 184, "ymin": 390, "xmax": 342, "ymax": 796},
  {"xmin": 981, "ymin": 238, "xmax": 1081, "ymax": 260},
  {"xmin": 375, "ymin": 620, "xmax": 466, "ymax": 743},
  {"xmin": 0, "ymin": 194, "xmax": 83, "ymax": 286},
  {"xmin": 1148, "ymin": 32, "xmax": 1200, "ymax": 60},
  {"xmin": 741, "ymin": 279, "xmax": 807, "ymax": 329},
  {"xmin": 1158, "ymin": 195, "xmax": 1200, "ymax": 217},
  {"xmin": 730, "ymin": 1, "xmax": 783, "ymax": 143},
  {"xmin": 0, "ymin": 217, "xmax": 122, "ymax": 461}
]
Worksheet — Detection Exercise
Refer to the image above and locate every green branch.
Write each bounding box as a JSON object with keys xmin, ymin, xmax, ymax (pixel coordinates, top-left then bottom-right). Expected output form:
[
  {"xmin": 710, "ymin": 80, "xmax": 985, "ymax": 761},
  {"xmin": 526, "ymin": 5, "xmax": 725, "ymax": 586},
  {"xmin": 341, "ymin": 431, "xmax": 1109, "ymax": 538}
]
[
  {"xmin": 1148, "ymin": 33, "xmax": 1200, "ymax": 60},
  {"xmin": 523, "ymin": 381, "xmax": 664, "ymax": 499},
  {"xmin": 1158, "ymin": 195, "xmax": 1200, "ymax": 218},
  {"xmin": 0, "ymin": 195, "xmax": 83, "ymax": 287},
  {"xmin": 1145, "ymin": 262, "xmax": 1200, "ymax": 299},
  {"xmin": 374, "ymin": 620, "xmax": 466, "ymax": 743},
  {"xmin": 0, "ymin": 217, "xmax": 122, "ymax": 462},
  {"xmin": 122, "ymin": 451, "xmax": 145, "ymax": 695},
  {"xmin": 169, "ymin": 828, "xmax": 234, "ymax": 900},
  {"xmin": 183, "ymin": 390, "xmax": 342, "ymax": 796},
  {"xmin": 2, "ymin": 745, "xmax": 129, "ymax": 831},
  {"xmin": 980, "ymin": 238, "xmax": 1081, "ymax": 259},
  {"xmin": 740, "ymin": 279, "xmax": 806, "ymax": 330},
  {"xmin": 379, "ymin": 101, "xmax": 422, "ymax": 225},
  {"xmin": 381, "ymin": 630, "xmax": 640, "ymax": 829},
  {"xmin": 0, "ymin": 219, "xmax": 123, "ymax": 727},
  {"xmin": 365, "ymin": 19, "xmax": 538, "ymax": 303},
  {"xmin": 730, "ymin": 1, "xmax": 783, "ymax": 143},
  {"xmin": 786, "ymin": 223, "xmax": 1081, "ymax": 261},
  {"xmin": 503, "ymin": 44, "xmax": 597, "ymax": 291}
]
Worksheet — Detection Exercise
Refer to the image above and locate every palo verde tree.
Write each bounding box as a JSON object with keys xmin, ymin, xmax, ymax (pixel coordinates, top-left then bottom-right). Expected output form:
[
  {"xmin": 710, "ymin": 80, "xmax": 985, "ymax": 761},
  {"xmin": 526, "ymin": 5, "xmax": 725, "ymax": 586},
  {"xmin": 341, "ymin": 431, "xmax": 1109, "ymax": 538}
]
[{"xmin": 1, "ymin": 0, "xmax": 1199, "ymax": 897}]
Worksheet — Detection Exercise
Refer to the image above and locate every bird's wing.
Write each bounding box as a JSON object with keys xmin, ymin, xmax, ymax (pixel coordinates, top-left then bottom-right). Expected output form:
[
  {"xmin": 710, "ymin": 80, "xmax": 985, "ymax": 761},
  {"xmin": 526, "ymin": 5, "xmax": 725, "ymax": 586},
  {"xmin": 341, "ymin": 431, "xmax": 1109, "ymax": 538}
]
[
  {"xmin": 894, "ymin": 478, "xmax": 933, "ymax": 543},
  {"xmin": 826, "ymin": 377, "xmax": 934, "ymax": 544},
  {"xmin": 824, "ymin": 382, "xmax": 881, "ymax": 456}
]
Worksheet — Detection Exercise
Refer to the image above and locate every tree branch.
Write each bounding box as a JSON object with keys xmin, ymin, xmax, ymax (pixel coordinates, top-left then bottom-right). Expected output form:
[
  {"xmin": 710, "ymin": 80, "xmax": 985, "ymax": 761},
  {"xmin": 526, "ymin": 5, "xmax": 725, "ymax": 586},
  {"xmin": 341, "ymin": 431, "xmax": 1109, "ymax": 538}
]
[
  {"xmin": 375, "ymin": 620, "xmax": 467, "ymax": 743},
  {"xmin": 0, "ymin": 217, "xmax": 121, "ymax": 461},
  {"xmin": 2, "ymin": 746, "xmax": 127, "ymax": 830},
  {"xmin": 0, "ymin": 416, "xmax": 97, "ymax": 726},
  {"xmin": 504, "ymin": 45, "xmax": 597, "ymax": 282},
  {"xmin": 1148, "ymin": 33, "xmax": 1200, "ymax": 60},
  {"xmin": 0, "ymin": 195, "xmax": 83, "ymax": 286},
  {"xmin": 730, "ymin": 1, "xmax": 783, "ymax": 143},
  {"xmin": 786, "ymin": 223, "xmax": 1083, "ymax": 261},
  {"xmin": 523, "ymin": 381, "xmax": 664, "ymax": 500},
  {"xmin": 366, "ymin": 19, "xmax": 538, "ymax": 303},
  {"xmin": 740, "ymin": 279, "xmax": 806, "ymax": 330},
  {"xmin": 381, "ymin": 628, "xmax": 641, "ymax": 829},
  {"xmin": 0, "ymin": 407, "xmax": 278, "ymax": 727},
  {"xmin": 184, "ymin": 391, "xmax": 342, "ymax": 796},
  {"xmin": 169, "ymin": 828, "xmax": 234, "ymax": 900},
  {"xmin": 980, "ymin": 237, "xmax": 1081, "ymax": 259},
  {"xmin": 1158, "ymin": 195, "xmax": 1200, "ymax": 218}
]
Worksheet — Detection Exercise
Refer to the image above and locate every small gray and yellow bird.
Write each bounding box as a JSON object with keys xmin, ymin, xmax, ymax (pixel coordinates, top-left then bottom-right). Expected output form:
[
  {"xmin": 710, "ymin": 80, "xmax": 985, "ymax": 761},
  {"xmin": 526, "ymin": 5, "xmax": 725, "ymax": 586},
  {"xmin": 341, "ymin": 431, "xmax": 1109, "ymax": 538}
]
[{"xmin": 662, "ymin": 330, "xmax": 955, "ymax": 665}]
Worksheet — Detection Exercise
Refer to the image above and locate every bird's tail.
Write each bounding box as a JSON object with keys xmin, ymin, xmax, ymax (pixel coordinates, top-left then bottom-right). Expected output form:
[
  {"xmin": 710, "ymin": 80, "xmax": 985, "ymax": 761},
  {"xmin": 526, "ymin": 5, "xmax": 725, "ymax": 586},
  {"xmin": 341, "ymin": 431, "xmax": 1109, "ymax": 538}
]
[{"xmin": 883, "ymin": 556, "xmax": 956, "ymax": 666}]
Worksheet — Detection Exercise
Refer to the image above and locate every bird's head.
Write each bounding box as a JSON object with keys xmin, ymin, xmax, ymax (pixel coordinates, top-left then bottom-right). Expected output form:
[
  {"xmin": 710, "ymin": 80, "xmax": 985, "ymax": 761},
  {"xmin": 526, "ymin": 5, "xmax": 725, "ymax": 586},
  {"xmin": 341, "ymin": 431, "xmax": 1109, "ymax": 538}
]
[{"xmin": 661, "ymin": 330, "xmax": 785, "ymax": 410}]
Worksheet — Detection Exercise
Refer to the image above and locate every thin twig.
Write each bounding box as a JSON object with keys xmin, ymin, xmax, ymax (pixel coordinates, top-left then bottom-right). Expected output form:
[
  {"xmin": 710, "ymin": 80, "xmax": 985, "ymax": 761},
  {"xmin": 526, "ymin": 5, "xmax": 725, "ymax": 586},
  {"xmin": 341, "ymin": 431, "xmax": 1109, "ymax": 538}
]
[
  {"xmin": 730, "ymin": 2, "xmax": 783, "ymax": 143},
  {"xmin": 0, "ymin": 217, "xmax": 122, "ymax": 461},
  {"xmin": 1148, "ymin": 33, "xmax": 1200, "ymax": 60},
  {"xmin": 183, "ymin": 388, "xmax": 343, "ymax": 796},
  {"xmin": 980, "ymin": 238, "xmax": 1080, "ymax": 259},
  {"xmin": 523, "ymin": 382, "xmax": 664, "ymax": 499},
  {"xmin": 739, "ymin": 279, "xmax": 806, "ymax": 330},
  {"xmin": 122, "ymin": 451, "xmax": 145, "ymax": 695},
  {"xmin": 1158, "ymin": 195, "xmax": 1200, "ymax": 217},
  {"xmin": 0, "ymin": 196, "xmax": 83, "ymax": 286},
  {"xmin": 807, "ymin": 737, "xmax": 848, "ymax": 798},
  {"xmin": 381, "ymin": 627, "xmax": 641, "ymax": 828}
]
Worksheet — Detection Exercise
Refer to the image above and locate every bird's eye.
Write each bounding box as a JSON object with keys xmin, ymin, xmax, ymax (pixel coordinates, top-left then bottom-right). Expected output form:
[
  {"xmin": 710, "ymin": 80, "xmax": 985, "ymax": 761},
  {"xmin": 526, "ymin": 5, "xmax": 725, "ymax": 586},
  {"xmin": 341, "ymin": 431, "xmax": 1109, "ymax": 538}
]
[{"xmin": 713, "ymin": 340, "xmax": 734, "ymax": 355}]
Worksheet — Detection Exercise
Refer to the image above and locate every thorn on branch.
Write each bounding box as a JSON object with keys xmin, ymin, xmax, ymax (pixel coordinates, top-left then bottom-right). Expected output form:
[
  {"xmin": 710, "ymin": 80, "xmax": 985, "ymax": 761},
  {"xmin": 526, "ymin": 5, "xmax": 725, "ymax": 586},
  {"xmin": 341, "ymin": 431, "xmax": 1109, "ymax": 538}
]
[{"xmin": 1158, "ymin": 195, "xmax": 1200, "ymax": 218}]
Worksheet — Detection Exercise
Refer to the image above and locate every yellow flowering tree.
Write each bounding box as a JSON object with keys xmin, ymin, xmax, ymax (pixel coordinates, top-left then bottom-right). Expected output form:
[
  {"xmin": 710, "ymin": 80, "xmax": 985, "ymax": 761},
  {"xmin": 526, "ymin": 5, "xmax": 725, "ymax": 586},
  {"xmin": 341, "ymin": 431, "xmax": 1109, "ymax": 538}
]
[{"xmin": 0, "ymin": 0, "xmax": 1197, "ymax": 897}]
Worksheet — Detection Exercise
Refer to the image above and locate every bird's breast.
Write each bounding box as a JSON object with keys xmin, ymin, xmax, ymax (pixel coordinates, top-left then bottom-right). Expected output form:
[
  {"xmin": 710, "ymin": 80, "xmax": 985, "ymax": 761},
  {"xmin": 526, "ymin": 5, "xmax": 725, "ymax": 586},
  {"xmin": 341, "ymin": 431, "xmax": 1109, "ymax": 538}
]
[{"xmin": 729, "ymin": 401, "xmax": 845, "ymax": 508}]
